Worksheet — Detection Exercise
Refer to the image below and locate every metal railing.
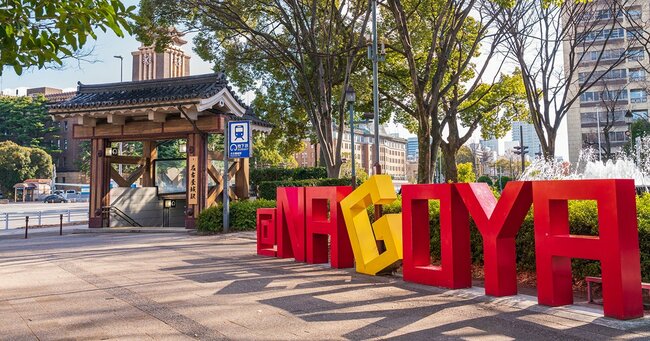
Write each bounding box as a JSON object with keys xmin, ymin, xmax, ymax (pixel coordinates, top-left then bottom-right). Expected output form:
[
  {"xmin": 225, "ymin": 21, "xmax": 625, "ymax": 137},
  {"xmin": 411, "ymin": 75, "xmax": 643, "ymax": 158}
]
[
  {"xmin": 3, "ymin": 209, "xmax": 87, "ymax": 229},
  {"xmin": 102, "ymin": 206, "xmax": 142, "ymax": 227}
]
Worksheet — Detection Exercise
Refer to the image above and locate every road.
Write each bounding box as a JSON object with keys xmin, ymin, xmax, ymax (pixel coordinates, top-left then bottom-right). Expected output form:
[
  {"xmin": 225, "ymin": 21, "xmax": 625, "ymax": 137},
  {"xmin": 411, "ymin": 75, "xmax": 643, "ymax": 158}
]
[
  {"xmin": 0, "ymin": 202, "xmax": 88, "ymax": 230},
  {"xmin": 0, "ymin": 231, "xmax": 648, "ymax": 340}
]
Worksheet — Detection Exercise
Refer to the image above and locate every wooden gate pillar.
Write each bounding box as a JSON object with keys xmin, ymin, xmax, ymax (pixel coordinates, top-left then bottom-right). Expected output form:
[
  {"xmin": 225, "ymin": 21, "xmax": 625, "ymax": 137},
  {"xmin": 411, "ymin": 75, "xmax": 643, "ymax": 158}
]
[
  {"xmin": 185, "ymin": 133, "xmax": 207, "ymax": 229},
  {"xmin": 142, "ymin": 141, "xmax": 158, "ymax": 187},
  {"xmin": 89, "ymin": 138, "xmax": 111, "ymax": 228},
  {"xmin": 235, "ymin": 158, "xmax": 250, "ymax": 199}
]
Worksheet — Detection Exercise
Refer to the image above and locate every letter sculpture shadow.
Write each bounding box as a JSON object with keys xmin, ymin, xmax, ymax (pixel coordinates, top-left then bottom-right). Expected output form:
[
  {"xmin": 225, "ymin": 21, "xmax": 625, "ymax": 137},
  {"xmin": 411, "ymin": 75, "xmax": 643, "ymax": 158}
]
[
  {"xmin": 533, "ymin": 179, "xmax": 643, "ymax": 320},
  {"xmin": 340, "ymin": 175, "xmax": 403, "ymax": 275}
]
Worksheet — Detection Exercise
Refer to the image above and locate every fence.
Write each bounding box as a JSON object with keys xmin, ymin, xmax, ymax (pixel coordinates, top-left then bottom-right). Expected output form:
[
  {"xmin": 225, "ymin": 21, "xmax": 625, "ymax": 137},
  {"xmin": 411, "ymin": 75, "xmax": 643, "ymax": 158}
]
[{"xmin": 3, "ymin": 209, "xmax": 88, "ymax": 229}]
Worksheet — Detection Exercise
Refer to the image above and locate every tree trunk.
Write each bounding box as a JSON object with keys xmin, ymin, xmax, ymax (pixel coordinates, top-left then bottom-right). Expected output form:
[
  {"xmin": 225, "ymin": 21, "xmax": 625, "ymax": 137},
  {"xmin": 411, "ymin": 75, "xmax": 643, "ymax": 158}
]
[
  {"xmin": 602, "ymin": 128, "xmax": 612, "ymax": 160},
  {"xmin": 416, "ymin": 124, "xmax": 431, "ymax": 183},
  {"xmin": 326, "ymin": 163, "xmax": 342, "ymax": 178},
  {"xmin": 429, "ymin": 138, "xmax": 441, "ymax": 183},
  {"xmin": 441, "ymin": 144, "xmax": 458, "ymax": 183}
]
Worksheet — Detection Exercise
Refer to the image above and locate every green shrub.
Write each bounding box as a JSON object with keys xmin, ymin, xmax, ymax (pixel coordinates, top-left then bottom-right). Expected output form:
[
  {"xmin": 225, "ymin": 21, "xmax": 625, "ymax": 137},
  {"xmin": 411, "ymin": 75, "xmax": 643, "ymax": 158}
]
[
  {"xmin": 293, "ymin": 167, "xmax": 328, "ymax": 180},
  {"xmin": 251, "ymin": 167, "xmax": 328, "ymax": 188},
  {"xmin": 258, "ymin": 178, "xmax": 355, "ymax": 200},
  {"xmin": 197, "ymin": 199, "xmax": 277, "ymax": 233},
  {"xmin": 457, "ymin": 162, "xmax": 476, "ymax": 183},
  {"xmin": 477, "ymin": 175, "xmax": 493, "ymax": 186}
]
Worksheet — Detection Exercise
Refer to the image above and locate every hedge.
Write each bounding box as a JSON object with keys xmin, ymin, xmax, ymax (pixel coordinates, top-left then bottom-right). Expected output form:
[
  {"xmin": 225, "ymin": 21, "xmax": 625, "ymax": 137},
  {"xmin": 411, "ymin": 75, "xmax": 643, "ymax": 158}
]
[
  {"xmin": 251, "ymin": 167, "xmax": 327, "ymax": 188},
  {"xmin": 258, "ymin": 178, "xmax": 355, "ymax": 200},
  {"xmin": 197, "ymin": 199, "xmax": 276, "ymax": 233}
]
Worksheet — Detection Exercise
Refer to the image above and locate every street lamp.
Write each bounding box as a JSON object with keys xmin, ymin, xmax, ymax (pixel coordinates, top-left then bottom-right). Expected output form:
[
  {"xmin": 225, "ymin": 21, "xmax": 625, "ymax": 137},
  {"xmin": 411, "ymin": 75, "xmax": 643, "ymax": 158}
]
[
  {"xmin": 346, "ymin": 86, "xmax": 357, "ymax": 188},
  {"xmin": 113, "ymin": 55, "xmax": 123, "ymax": 82}
]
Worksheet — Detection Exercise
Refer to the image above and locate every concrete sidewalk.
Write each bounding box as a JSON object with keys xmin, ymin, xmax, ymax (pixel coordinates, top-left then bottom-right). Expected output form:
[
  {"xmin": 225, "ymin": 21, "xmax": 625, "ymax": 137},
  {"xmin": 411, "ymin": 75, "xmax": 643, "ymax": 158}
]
[{"xmin": 0, "ymin": 232, "xmax": 648, "ymax": 340}]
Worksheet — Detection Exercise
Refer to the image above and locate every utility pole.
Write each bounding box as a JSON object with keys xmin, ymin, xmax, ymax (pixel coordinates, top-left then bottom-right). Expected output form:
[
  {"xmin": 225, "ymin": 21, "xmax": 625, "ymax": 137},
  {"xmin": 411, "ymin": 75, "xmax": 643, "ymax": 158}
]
[
  {"xmin": 512, "ymin": 125, "xmax": 528, "ymax": 175},
  {"xmin": 114, "ymin": 55, "xmax": 124, "ymax": 175},
  {"xmin": 369, "ymin": 0, "xmax": 385, "ymax": 219}
]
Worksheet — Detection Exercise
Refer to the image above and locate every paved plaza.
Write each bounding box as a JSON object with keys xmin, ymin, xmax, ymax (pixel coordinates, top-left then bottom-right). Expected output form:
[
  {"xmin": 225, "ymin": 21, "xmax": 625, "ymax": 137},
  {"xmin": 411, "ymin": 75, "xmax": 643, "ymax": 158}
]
[{"xmin": 1, "ymin": 230, "xmax": 649, "ymax": 340}]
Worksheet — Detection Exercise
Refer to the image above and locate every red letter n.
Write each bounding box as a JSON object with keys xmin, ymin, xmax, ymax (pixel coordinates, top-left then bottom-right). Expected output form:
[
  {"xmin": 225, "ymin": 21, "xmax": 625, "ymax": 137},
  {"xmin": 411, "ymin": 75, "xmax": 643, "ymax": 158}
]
[
  {"xmin": 533, "ymin": 180, "xmax": 643, "ymax": 320},
  {"xmin": 456, "ymin": 181, "xmax": 532, "ymax": 297},
  {"xmin": 276, "ymin": 187, "xmax": 306, "ymax": 262},
  {"xmin": 402, "ymin": 184, "xmax": 471, "ymax": 289},
  {"xmin": 305, "ymin": 186, "xmax": 354, "ymax": 268}
]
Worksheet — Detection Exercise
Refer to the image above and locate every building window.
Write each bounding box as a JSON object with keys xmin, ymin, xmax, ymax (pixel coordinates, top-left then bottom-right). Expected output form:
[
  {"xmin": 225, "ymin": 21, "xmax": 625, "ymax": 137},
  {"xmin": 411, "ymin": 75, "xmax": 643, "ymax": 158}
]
[
  {"xmin": 63, "ymin": 139, "xmax": 68, "ymax": 150},
  {"xmin": 579, "ymin": 69, "xmax": 627, "ymax": 83},
  {"xmin": 580, "ymin": 90, "xmax": 628, "ymax": 103},
  {"xmin": 628, "ymin": 48, "xmax": 644, "ymax": 61},
  {"xmin": 582, "ymin": 28, "xmax": 625, "ymax": 42},
  {"xmin": 632, "ymin": 110, "xmax": 648, "ymax": 120},
  {"xmin": 64, "ymin": 121, "xmax": 68, "ymax": 131},
  {"xmin": 629, "ymin": 68, "xmax": 646, "ymax": 81},
  {"xmin": 579, "ymin": 49, "xmax": 624, "ymax": 62},
  {"xmin": 627, "ymin": 27, "xmax": 643, "ymax": 40},
  {"xmin": 627, "ymin": 8, "xmax": 642, "ymax": 20},
  {"xmin": 630, "ymin": 89, "xmax": 647, "ymax": 103}
]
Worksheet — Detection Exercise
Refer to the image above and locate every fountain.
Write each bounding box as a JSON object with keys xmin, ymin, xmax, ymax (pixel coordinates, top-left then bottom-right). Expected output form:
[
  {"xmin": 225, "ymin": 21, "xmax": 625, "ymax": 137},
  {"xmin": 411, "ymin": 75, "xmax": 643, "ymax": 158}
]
[{"xmin": 519, "ymin": 136, "xmax": 650, "ymax": 188}]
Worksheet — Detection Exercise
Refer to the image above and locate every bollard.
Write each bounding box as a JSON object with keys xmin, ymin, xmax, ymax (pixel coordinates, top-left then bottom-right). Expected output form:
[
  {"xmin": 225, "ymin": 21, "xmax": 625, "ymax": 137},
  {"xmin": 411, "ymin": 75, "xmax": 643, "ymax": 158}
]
[
  {"xmin": 4, "ymin": 213, "xmax": 8, "ymax": 230},
  {"xmin": 67, "ymin": 210, "xmax": 71, "ymax": 223},
  {"xmin": 60, "ymin": 214, "xmax": 63, "ymax": 236},
  {"xmin": 24, "ymin": 216, "xmax": 29, "ymax": 239},
  {"xmin": 38, "ymin": 211, "xmax": 42, "ymax": 226}
]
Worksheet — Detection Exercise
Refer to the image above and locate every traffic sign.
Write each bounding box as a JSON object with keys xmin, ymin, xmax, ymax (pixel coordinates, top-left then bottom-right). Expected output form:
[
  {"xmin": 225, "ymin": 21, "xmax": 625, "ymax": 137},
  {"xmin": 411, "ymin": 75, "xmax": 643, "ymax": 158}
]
[{"xmin": 228, "ymin": 120, "xmax": 251, "ymax": 158}]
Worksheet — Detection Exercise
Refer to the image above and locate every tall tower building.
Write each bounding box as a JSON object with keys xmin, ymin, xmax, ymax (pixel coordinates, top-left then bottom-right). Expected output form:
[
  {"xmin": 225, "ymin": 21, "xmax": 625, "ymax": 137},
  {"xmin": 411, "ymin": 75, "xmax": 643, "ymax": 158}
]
[
  {"xmin": 511, "ymin": 121, "xmax": 542, "ymax": 157},
  {"xmin": 565, "ymin": 1, "xmax": 650, "ymax": 163},
  {"xmin": 131, "ymin": 28, "xmax": 191, "ymax": 81}
]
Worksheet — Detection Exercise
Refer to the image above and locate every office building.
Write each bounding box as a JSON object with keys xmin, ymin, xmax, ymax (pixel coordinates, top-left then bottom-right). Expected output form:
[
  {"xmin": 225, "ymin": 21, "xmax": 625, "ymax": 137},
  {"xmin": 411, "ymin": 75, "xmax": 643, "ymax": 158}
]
[{"xmin": 565, "ymin": 1, "xmax": 650, "ymax": 162}]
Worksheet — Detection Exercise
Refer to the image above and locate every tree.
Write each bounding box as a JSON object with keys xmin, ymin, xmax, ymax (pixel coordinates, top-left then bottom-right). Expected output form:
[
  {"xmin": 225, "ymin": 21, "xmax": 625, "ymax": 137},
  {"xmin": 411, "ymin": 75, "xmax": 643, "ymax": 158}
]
[
  {"xmin": 0, "ymin": 95, "xmax": 59, "ymax": 153},
  {"xmin": 456, "ymin": 162, "xmax": 476, "ymax": 183},
  {"xmin": 0, "ymin": 141, "xmax": 52, "ymax": 195},
  {"xmin": 137, "ymin": 0, "xmax": 374, "ymax": 178},
  {"xmin": 0, "ymin": 0, "xmax": 135, "ymax": 74},
  {"xmin": 456, "ymin": 146, "xmax": 475, "ymax": 164},
  {"xmin": 382, "ymin": 0, "xmax": 526, "ymax": 183},
  {"xmin": 253, "ymin": 134, "xmax": 299, "ymax": 168},
  {"xmin": 492, "ymin": 0, "xmax": 649, "ymax": 159}
]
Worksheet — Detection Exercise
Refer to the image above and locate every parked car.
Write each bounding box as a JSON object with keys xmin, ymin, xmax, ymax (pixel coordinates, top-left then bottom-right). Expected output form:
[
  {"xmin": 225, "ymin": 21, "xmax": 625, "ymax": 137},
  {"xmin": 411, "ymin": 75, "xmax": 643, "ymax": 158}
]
[{"xmin": 43, "ymin": 194, "xmax": 68, "ymax": 203}]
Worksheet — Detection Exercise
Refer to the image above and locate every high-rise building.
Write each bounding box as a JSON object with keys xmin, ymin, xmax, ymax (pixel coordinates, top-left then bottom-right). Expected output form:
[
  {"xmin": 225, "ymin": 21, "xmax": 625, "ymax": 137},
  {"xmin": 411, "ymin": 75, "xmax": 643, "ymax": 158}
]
[
  {"xmin": 565, "ymin": 1, "xmax": 650, "ymax": 163},
  {"xmin": 479, "ymin": 137, "xmax": 499, "ymax": 155},
  {"xmin": 511, "ymin": 121, "xmax": 542, "ymax": 157},
  {"xmin": 406, "ymin": 137, "xmax": 418, "ymax": 161}
]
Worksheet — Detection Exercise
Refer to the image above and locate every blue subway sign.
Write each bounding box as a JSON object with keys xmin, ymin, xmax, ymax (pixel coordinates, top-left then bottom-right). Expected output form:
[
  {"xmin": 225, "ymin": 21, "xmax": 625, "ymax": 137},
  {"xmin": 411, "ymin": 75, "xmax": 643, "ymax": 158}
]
[{"xmin": 228, "ymin": 120, "xmax": 251, "ymax": 158}]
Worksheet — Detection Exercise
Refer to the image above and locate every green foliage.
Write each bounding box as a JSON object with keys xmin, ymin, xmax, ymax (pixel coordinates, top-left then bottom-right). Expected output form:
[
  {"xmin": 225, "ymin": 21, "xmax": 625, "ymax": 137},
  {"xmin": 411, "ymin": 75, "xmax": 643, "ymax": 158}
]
[
  {"xmin": 456, "ymin": 146, "xmax": 474, "ymax": 164},
  {"xmin": 137, "ymin": 0, "xmax": 374, "ymax": 177},
  {"xmin": 197, "ymin": 199, "xmax": 277, "ymax": 233},
  {"xmin": 0, "ymin": 141, "xmax": 52, "ymax": 195},
  {"xmin": 366, "ymin": 194, "xmax": 650, "ymax": 282},
  {"xmin": 0, "ymin": 95, "xmax": 59, "ymax": 153},
  {"xmin": 477, "ymin": 175, "xmax": 493, "ymax": 186},
  {"xmin": 251, "ymin": 167, "xmax": 328, "ymax": 189},
  {"xmin": 0, "ymin": 0, "xmax": 134, "ymax": 74},
  {"xmin": 493, "ymin": 176, "xmax": 512, "ymax": 190},
  {"xmin": 258, "ymin": 178, "xmax": 354, "ymax": 200},
  {"xmin": 456, "ymin": 163, "xmax": 476, "ymax": 183}
]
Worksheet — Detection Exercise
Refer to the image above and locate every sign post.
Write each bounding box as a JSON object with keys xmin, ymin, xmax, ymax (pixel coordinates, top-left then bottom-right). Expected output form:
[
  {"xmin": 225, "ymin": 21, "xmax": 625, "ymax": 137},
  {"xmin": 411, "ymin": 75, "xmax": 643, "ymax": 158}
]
[{"xmin": 224, "ymin": 120, "xmax": 252, "ymax": 232}]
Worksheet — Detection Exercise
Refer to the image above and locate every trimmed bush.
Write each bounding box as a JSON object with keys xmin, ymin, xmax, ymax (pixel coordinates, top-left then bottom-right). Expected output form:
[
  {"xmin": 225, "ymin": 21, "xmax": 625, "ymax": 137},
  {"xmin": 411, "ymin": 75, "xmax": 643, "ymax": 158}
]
[
  {"xmin": 251, "ymin": 167, "xmax": 327, "ymax": 188},
  {"xmin": 197, "ymin": 199, "xmax": 276, "ymax": 233},
  {"xmin": 477, "ymin": 175, "xmax": 493, "ymax": 186}
]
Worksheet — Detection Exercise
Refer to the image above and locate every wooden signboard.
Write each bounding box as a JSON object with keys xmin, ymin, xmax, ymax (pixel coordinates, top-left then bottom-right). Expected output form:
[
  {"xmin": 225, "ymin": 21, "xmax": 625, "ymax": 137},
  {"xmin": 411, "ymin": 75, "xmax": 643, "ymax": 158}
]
[{"xmin": 188, "ymin": 156, "xmax": 198, "ymax": 205}]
